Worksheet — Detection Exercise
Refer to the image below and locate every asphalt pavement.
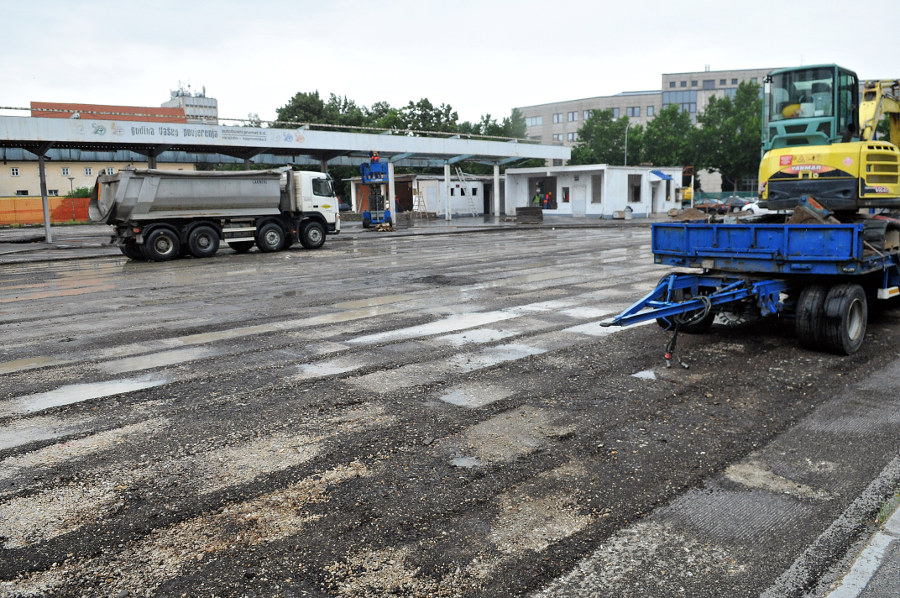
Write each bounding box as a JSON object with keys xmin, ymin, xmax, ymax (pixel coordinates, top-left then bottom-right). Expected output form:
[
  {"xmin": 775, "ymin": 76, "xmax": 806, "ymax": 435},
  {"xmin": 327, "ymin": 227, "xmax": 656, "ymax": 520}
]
[{"xmin": 1, "ymin": 213, "xmax": 898, "ymax": 596}]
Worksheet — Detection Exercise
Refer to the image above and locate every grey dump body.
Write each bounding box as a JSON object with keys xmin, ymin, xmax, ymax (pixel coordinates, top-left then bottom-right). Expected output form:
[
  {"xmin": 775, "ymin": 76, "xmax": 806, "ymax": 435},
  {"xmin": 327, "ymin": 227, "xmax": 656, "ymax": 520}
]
[
  {"xmin": 89, "ymin": 168, "xmax": 339, "ymax": 261},
  {"xmin": 90, "ymin": 168, "xmax": 289, "ymax": 223}
]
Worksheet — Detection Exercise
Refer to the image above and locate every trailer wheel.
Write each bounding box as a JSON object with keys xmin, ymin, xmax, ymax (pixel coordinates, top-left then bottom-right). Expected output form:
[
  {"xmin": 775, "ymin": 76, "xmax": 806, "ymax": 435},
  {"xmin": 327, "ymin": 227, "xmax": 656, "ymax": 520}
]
[
  {"xmin": 228, "ymin": 241, "xmax": 254, "ymax": 253},
  {"xmin": 299, "ymin": 221, "xmax": 326, "ymax": 249},
  {"xmin": 362, "ymin": 215, "xmax": 372, "ymax": 228},
  {"xmin": 120, "ymin": 241, "xmax": 144, "ymax": 260},
  {"xmin": 256, "ymin": 223, "xmax": 285, "ymax": 252},
  {"xmin": 822, "ymin": 283, "xmax": 867, "ymax": 355},
  {"xmin": 795, "ymin": 284, "xmax": 828, "ymax": 350},
  {"xmin": 141, "ymin": 228, "xmax": 180, "ymax": 262},
  {"xmin": 188, "ymin": 225, "xmax": 220, "ymax": 258}
]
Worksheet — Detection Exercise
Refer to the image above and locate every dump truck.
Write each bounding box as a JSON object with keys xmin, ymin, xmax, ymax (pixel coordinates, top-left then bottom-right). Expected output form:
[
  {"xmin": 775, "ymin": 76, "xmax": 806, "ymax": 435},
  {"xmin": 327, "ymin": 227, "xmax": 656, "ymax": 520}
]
[{"xmin": 89, "ymin": 167, "xmax": 340, "ymax": 261}]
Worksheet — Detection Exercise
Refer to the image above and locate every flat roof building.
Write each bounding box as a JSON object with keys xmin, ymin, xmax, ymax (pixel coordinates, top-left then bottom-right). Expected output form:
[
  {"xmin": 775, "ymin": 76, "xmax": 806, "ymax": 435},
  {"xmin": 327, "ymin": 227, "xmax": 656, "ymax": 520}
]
[{"xmin": 516, "ymin": 66, "xmax": 773, "ymax": 161}]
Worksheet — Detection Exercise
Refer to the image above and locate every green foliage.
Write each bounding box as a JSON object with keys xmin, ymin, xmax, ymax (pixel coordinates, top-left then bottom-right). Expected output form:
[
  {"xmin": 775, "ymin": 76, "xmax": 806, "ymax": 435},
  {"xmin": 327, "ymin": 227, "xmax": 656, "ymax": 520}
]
[
  {"xmin": 695, "ymin": 81, "xmax": 762, "ymax": 190},
  {"xmin": 275, "ymin": 91, "xmax": 327, "ymax": 126},
  {"xmin": 400, "ymin": 98, "xmax": 458, "ymax": 133},
  {"xmin": 641, "ymin": 104, "xmax": 697, "ymax": 167},
  {"xmin": 65, "ymin": 186, "xmax": 92, "ymax": 198},
  {"xmin": 570, "ymin": 110, "xmax": 630, "ymax": 165}
]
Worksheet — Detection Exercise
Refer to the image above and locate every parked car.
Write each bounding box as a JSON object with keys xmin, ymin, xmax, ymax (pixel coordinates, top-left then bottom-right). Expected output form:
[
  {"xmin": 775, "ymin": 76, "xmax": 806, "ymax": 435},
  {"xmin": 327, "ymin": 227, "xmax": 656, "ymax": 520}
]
[
  {"xmin": 741, "ymin": 200, "xmax": 777, "ymax": 215},
  {"xmin": 339, "ymin": 201, "xmax": 352, "ymax": 212},
  {"xmin": 693, "ymin": 198, "xmax": 727, "ymax": 214},
  {"xmin": 721, "ymin": 196, "xmax": 752, "ymax": 212}
]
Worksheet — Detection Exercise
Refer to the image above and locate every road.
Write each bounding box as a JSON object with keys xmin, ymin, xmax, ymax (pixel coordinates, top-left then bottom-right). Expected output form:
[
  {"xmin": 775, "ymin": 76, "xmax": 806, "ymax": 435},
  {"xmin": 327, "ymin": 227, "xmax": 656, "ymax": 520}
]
[{"xmin": 1, "ymin": 226, "xmax": 900, "ymax": 597}]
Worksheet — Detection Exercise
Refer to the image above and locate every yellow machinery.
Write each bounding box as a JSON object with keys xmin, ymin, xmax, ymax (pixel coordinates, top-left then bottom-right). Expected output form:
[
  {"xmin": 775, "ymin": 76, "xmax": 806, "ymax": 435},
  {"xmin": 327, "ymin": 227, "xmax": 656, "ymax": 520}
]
[{"xmin": 759, "ymin": 65, "xmax": 900, "ymax": 213}]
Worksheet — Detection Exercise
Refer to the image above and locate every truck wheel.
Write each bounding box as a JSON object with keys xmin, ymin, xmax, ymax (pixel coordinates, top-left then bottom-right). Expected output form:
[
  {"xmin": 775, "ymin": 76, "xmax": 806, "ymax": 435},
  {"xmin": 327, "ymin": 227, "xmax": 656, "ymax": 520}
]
[
  {"xmin": 256, "ymin": 222, "xmax": 284, "ymax": 252},
  {"xmin": 228, "ymin": 241, "xmax": 254, "ymax": 253},
  {"xmin": 795, "ymin": 284, "xmax": 828, "ymax": 350},
  {"xmin": 188, "ymin": 225, "xmax": 220, "ymax": 258},
  {"xmin": 120, "ymin": 242, "xmax": 144, "ymax": 260},
  {"xmin": 141, "ymin": 228, "xmax": 180, "ymax": 262},
  {"xmin": 300, "ymin": 221, "xmax": 326, "ymax": 249},
  {"xmin": 822, "ymin": 283, "xmax": 867, "ymax": 355}
]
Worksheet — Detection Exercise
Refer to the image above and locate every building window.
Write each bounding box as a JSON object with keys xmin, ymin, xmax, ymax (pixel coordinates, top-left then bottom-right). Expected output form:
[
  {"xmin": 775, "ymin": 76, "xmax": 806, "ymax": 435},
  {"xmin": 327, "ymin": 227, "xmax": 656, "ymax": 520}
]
[
  {"xmin": 669, "ymin": 81, "xmax": 676, "ymax": 88},
  {"xmin": 10, "ymin": 167, "xmax": 19, "ymax": 176},
  {"xmin": 663, "ymin": 91, "xmax": 698, "ymax": 115},
  {"xmin": 680, "ymin": 81, "xmax": 687, "ymax": 87},
  {"xmin": 647, "ymin": 106, "xmax": 655, "ymax": 117},
  {"xmin": 553, "ymin": 113, "xmax": 563, "ymax": 124},
  {"xmin": 583, "ymin": 109, "xmax": 592, "ymax": 120},
  {"xmin": 525, "ymin": 116, "xmax": 542, "ymax": 127},
  {"xmin": 567, "ymin": 132, "xmax": 578, "ymax": 142},
  {"xmin": 105, "ymin": 167, "xmax": 115, "ymax": 175},
  {"xmin": 691, "ymin": 80, "xmax": 698, "ymax": 87},
  {"xmin": 731, "ymin": 78, "xmax": 738, "ymax": 84},
  {"xmin": 628, "ymin": 174, "xmax": 642, "ymax": 203},
  {"xmin": 750, "ymin": 77, "xmax": 757, "ymax": 83},
  {"xmin": 567, "ymin": 111, "xmax": 578, "ymax": 122},
  {"xmin": 562, "ymin": 186, "xmax": 570, "ymax": 203},
  {"xmin": 552, "ymin": 133, "xmax": 563, "ymax": 142},
  {"xmin": 626, "ymin": 107, "xmax": 640, "ymax": 117},
  {"xmin": 16, "ymin": 190, "xmax": 29, "ymax": 196},
  {"xmin": 61, "ymin": 167, "xmax": 70, "ymax": 176},
  {"xmin": 48, "ymin": 189, "xmax": 59, "ymax": 196},
  {"xmin": 84, "ymin": 167, "xmax": 93, "ymax": 176},
  {"xmin": 612, "ymin": 107, "xmax": 620, "ymax": 118},
  {"xmin": 720, "ymin": 79, "xmax": 726, "ymax": 85},
  {"xmin": 703, "ymin": 79, "xmax": 715, "ymax": 90},
  {"xmin": 552, "ymin": 159, "xmax": 563, "ymax": 167}
]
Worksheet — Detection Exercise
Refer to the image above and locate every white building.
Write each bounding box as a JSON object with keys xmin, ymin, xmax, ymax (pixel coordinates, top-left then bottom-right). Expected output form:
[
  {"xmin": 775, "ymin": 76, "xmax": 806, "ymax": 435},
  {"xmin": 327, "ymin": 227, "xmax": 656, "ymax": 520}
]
[{"xmin": 504, "ymin": 164, "xmax": 681, "ymax": 218}]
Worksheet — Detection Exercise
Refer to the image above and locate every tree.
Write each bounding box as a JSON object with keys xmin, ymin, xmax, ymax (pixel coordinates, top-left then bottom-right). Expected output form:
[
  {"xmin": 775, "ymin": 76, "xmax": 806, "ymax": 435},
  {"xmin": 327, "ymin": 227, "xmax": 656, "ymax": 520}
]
[
  {"xmin": 400, "ymin": 98, "xmax": 458, "ymax": 133},
  {"xmin": 570, "ymin": 109, "xmax": 631, "ymax": 165},
  {"xmin": 275, "ymin": 91, "xmax": 327, "ymax": 126},
  {"xmin": 641, "ymin": 104, "xmax": 697, "ymax": 167},
  {"xmin": 695, "ymin": 81, "xmax": 762, "ymax": 191}
]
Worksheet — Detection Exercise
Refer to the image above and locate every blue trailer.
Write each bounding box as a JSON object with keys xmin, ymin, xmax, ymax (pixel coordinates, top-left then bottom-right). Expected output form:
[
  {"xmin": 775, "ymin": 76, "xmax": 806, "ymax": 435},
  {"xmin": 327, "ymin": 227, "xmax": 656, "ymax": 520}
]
[{"xmin": 604, "ymin": 220, "xmax": 900, "ymax": 357}]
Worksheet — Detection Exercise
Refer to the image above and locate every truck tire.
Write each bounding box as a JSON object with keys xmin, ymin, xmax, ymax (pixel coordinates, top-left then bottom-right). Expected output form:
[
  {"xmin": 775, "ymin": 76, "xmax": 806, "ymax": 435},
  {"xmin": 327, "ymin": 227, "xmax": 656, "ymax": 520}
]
[
  {"xmin": 228, "ymin": 241, "xmax": 254, "ymax": 253},
  {"xmin": 188, "ymin": 225, "xmax": 220, "ymax": 258},
  {"xmin": 822, "ymin": 283, "xmax": 867, "ymax": 355},
  {"xmin": 299, "ymin": 221, "xmax": 326, "ymax": 249},
  {"xmin": 141, "ymin": 228, "xmax": 180, "ymax": 262},
  {"xmin": 120, "ymin": 241, "xmax": 144, "ymax": 260},
  {"xmin": 795, "ymin": 284, "xmax": 828, "ymax": 350},
  {"xmin": 256, "ymin": 222, "xmax": 284, "ymax": 252}
]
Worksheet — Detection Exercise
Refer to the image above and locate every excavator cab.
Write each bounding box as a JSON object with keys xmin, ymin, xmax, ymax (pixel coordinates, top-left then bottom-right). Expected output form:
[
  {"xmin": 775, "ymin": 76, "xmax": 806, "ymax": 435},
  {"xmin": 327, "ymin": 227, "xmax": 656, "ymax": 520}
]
[{"xmin": 763, "ymin": 65, "xmax": 859, "ymax": 152}]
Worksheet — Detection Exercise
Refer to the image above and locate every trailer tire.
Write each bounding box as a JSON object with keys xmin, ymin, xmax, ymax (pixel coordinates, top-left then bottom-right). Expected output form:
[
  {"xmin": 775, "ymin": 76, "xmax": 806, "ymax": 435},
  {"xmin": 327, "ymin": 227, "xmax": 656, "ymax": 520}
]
[
  {"xmin": 299, "ymin": 221, "xmax": 326, "ymax": 249},
  {"xmin": 256, "ymin": 222, "xmax": 285, "ymax": 252},
  {"xmin": 120, "ymin": 241, "xmax": 144, "ymax": 260},
  {"xmin": 795, "ymin": 284, "xmax": 828, "ymax": 350},
  {"xmin": 188, "ymin": 225, "xmax": 220, "ymax": 258},
  {"xmin": 141, "ymin": 228, "xmax": 180, "ymax": 262},
  {"xmin": 228, "ymin": 241, "xmax": 254, "ymax": 253},
  {"xmin": 362, "ymin": 215, "xmax": 372, "ymax": 228},
  {"xmin": 822, "ymin": 283, "xmax": 867, "ymax": 355}
]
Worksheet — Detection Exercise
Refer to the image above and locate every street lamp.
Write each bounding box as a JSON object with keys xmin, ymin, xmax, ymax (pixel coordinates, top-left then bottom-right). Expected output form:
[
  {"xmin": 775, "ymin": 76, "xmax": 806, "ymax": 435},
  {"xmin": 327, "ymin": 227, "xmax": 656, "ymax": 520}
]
[{"xmin": 624, "ymin": 125, "xmax": 629, "ymax": 166}]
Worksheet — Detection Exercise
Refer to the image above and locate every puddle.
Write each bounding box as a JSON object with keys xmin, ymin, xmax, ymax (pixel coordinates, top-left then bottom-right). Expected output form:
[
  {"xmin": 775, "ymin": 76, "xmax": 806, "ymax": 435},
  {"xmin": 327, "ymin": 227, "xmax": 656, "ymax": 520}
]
[
  {"xmin": 100, "ymin": 347, "xmax": 217, "ymax": 374},
  {"xmin": 0, "ymin": 356, "xmax": 74, "ymax": 376},
  {"xmin": 435, "ymin": 328, "xmax": 515, "ymax": 346},
  {"xmin": 438, "ymin": 385, "xmax": 514, "ymax": 408},
  {"xmin": 632, "ymin": 370, "xmax": 657, "ymax": 380},
  {"xmin": 347, "ymin": 311, "xmax": 517, "ymax": 345},
  {"xmin": 451, "ymin": 456, "xmax": 481, "ymax": 468},
  {"xmin": 295, "ymin": 359, "xmax": 359, "ymax": 379},
  {"xmin": 0, "ymin": 415, "xmax": 88, "ymax": 451},
  {"xmin": 451, "ymin": 343, "xmax": 546, "ymax": 372},
  {"xmin": 0, "ymin": 375, "xmax": 168, "ymax": 417}
]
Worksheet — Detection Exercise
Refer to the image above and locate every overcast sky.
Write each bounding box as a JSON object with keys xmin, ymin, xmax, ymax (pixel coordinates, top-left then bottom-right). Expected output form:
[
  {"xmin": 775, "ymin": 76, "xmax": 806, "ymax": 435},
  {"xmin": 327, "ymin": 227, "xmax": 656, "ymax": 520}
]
[{"xmin": 2, "ymin": 0, "xmax": 894, "ymax": 126}]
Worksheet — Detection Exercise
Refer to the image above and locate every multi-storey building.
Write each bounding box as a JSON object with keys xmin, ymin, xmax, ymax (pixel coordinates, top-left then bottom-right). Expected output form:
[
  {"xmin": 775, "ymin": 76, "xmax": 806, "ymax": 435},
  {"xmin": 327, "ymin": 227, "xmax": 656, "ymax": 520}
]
[{"xmin": 517, "ymin": 66, "xmax": 773, "ymax": 161}]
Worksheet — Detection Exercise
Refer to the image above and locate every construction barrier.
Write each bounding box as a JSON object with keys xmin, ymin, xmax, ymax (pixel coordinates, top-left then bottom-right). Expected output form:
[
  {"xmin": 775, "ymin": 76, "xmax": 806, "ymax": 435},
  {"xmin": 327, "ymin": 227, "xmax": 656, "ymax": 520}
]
[{"xmin": 0, "ymin": 196, "xmax": 90, "ymax": 226}]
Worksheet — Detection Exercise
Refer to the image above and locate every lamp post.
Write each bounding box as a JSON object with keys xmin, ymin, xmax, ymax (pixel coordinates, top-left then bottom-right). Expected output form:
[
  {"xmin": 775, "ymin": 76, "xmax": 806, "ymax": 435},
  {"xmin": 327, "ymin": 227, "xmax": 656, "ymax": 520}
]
[
  {"xmin": 623, "ymin": 125, "xmax": 628, "ymax": 166},
  {"xmin": 67, "ymin": 177, "xmax": 76, "ymax": 221}
]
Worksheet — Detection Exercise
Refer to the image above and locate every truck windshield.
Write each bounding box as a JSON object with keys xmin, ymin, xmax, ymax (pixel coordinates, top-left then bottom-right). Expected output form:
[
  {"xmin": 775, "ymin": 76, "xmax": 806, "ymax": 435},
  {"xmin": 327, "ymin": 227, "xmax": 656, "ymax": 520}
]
[
  {"xmin": 312, "ymin": 177, "xmax": 334, "ymax": 197},
  {"xmin": 768, "ymin": 67, "xmax": 835, "ymax": 122}
]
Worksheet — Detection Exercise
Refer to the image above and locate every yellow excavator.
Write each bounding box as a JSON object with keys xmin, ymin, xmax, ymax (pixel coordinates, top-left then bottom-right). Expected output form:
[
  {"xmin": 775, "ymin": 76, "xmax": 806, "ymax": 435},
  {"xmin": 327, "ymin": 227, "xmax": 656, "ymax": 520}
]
[{"xmin": 758, "ymin": 64, "xmax": 900, "ymax": 214}]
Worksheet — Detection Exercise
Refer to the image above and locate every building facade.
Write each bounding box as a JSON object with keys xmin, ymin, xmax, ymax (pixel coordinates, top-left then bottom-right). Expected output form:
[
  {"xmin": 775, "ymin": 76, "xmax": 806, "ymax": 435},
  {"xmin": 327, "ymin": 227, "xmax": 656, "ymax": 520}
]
[
  {"xmin": 505, "ymin": 164, "xmax": 682, "ymax": 218},
  {"xmin": 161, "ymin": 88, "xmax": 219, "ymax": 124},
  {"xmin": 517, "ymin": 66, "xmax": 772, "ymax": 156}
]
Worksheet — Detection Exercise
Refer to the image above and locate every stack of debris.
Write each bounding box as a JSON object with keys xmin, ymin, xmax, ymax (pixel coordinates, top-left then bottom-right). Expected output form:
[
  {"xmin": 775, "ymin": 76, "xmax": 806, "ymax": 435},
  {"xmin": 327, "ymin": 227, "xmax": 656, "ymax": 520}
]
[{"xmin": 374, "ymin": 222, "xmax": 395, "ymax": 232}]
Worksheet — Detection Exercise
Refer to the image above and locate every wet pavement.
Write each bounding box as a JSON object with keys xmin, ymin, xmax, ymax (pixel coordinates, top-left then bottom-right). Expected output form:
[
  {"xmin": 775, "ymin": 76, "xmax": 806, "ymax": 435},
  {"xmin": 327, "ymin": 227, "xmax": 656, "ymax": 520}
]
[{"xmin": 1, "ymin": 215, "xmax": 899, "ymax": 596}]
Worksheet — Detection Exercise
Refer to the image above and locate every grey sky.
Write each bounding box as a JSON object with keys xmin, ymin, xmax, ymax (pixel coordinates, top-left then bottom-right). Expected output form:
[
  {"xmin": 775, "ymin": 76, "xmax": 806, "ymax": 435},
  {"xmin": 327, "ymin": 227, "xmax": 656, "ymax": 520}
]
[{"xmin": 3, "ymin": 0, "xmax": 894, "ymax": 125}]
